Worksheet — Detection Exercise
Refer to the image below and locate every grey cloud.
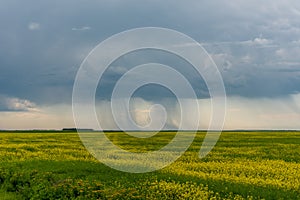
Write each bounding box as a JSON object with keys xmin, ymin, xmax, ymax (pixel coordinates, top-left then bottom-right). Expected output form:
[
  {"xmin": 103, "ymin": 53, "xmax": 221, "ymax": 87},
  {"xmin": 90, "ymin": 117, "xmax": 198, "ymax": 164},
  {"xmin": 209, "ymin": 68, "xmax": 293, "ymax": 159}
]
[
  {"xmin": 0, "ymin": 95, "xmax": 39, "ymax": 112},
  {"xmin": 0, "ymin": 0, "xmax": 300, "ymax": 106},
  {"xmin": 96, "ymin": 49, "xmax": 209, "ymax": 101},
  {"xmin": 28, "ymin": 22, "xmax": 40, "ymax": 31},
  {"xmin": 1, "ymin": 0, "xmax": 300, "ymax": 130},
  {"xmin": 72, "ymin": 26, "xmax": 91, "ymax": 31}
]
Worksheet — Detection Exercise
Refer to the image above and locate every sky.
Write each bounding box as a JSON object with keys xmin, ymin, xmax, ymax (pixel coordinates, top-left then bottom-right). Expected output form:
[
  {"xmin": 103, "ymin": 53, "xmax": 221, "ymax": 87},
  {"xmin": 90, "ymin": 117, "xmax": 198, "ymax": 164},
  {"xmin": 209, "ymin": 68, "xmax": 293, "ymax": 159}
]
[{"xmin": 0, "ymin": 0, "xmax": 300, "ymax": 130}]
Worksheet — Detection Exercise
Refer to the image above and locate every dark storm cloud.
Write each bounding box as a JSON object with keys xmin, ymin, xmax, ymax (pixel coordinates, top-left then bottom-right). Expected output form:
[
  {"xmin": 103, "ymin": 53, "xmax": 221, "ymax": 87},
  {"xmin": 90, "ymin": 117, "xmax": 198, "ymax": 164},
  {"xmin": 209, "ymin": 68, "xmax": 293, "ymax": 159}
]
[
  {"xmin": 0, "ymin": 0, "xmax": 300, "ymax": 106},
  {"xmin": 96, "ymin": 49, "xmax": 209, "ymax": 101}
]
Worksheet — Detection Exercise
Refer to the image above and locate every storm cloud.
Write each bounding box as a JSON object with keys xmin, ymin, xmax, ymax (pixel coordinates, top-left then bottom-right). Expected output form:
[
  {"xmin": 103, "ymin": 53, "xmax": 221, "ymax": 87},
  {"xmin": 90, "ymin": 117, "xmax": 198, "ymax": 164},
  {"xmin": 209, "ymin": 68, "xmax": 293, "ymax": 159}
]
[{"xmin": 0, "ymin": 0, "xmax": 300, "ymax": 129}]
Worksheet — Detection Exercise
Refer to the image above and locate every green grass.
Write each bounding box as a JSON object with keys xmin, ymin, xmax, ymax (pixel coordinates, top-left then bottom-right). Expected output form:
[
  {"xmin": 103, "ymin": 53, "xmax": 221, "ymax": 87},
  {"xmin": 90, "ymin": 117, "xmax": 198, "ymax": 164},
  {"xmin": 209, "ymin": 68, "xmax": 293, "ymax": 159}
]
[
  {"xmin": 0, "ymin": 189, "xmax": 22, "ymax": 200},
  {"xmin": 0, "ymin": 131, "xmax": 299, "ymax": 199}
]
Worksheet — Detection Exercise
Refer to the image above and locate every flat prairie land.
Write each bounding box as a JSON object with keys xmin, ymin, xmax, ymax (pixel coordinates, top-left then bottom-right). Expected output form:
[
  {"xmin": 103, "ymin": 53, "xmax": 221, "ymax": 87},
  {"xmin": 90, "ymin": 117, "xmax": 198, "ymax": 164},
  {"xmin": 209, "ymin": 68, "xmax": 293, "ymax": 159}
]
[{"xmin": 0, "ymin": 131, "xmax": 299, "ymax": 199}]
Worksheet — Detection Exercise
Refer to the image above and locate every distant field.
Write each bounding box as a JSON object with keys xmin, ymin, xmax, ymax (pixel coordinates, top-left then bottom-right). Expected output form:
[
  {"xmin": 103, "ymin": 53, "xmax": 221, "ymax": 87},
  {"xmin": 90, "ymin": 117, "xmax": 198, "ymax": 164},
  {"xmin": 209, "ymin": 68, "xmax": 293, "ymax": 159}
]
[{"xmin": 0, "ymin": 131, "xmax": 299, "ymax": 199}]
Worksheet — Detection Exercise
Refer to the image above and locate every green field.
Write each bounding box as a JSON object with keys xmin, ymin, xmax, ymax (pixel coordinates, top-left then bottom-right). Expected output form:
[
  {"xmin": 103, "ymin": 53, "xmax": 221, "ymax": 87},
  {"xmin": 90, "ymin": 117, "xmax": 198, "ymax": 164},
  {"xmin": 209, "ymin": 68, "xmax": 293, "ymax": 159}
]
[{"xmin": 0, "ymin": 131, "xmax": 299, "ymax": 199}]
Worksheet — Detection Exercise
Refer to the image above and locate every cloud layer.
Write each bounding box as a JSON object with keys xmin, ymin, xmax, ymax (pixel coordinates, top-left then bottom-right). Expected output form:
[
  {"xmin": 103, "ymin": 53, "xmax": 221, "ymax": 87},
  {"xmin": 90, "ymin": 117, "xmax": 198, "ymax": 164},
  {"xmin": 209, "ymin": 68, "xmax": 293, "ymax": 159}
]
[{"xmin": 0, "ymin": 0, "xmax": 300, "ymax": 129}]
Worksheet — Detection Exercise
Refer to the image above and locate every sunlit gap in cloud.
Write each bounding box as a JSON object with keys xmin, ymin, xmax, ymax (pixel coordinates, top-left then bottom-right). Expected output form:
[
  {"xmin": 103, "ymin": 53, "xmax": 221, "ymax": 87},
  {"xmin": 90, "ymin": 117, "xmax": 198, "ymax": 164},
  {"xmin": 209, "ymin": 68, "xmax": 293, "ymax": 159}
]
[
  {"xmin": 93, "ymin": 95, "xmax": 300, "ymax": 131},
  {"xmin": 1, "ymin": 94, "xmax": 300, "ymax": 130}
]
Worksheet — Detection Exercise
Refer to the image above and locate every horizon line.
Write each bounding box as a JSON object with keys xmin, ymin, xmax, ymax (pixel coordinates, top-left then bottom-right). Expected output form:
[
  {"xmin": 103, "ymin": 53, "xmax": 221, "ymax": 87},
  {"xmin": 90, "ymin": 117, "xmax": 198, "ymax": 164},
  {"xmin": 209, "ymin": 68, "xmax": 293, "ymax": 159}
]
[{"xmin": 0, "ymin": 128, "xmax": 300, "ymax": 132}]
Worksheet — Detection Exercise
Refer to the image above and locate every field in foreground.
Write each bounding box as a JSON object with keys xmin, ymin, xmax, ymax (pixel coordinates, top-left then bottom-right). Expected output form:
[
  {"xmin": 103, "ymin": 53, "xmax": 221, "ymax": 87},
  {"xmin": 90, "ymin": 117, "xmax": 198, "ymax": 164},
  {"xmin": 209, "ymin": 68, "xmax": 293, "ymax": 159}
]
[{"xmin": 0, "ymin": 131, "xmax": 299, "ymax": 200}]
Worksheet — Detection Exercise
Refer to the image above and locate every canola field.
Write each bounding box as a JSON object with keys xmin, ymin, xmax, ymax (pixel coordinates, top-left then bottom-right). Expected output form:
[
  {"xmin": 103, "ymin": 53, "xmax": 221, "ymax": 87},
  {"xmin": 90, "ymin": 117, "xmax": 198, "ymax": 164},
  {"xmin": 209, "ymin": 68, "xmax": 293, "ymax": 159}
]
[{"xmin": 0, "ymin": 131, "xmax": 299, "ymax": 199}]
